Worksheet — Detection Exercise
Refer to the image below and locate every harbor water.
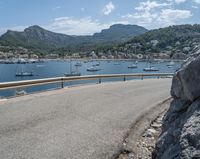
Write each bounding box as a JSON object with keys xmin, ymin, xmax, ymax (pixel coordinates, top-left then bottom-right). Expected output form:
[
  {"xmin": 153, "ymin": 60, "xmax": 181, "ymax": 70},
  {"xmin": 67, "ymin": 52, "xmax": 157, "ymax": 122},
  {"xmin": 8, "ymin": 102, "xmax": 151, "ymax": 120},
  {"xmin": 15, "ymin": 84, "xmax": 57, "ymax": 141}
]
[{"xmin": 0, "ymin": 59, "xmax": 182, "ymax": 97}]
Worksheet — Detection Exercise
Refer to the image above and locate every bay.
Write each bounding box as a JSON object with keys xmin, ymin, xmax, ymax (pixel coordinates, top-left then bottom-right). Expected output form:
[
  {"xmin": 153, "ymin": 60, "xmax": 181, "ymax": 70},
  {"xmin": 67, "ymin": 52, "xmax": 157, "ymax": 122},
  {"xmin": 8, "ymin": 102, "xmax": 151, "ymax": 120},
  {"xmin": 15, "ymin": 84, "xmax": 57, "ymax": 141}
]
[{"xmin": 0, "ymin": 60, "xmax": 182, "ymax": 97}]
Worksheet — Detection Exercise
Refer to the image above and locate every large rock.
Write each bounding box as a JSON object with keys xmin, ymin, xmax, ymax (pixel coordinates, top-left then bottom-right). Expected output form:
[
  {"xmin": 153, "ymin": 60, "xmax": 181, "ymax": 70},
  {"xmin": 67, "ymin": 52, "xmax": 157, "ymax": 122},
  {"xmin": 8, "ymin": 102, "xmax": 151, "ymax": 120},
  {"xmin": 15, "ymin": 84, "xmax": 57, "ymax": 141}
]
[
  {"xmin": 171, "ymin": 55, "xmax": 200, "ymax": 101},
  {"xmin": 154, "ymin": 99, "xmax": 200, "ymax": 159},
  {"xmin": 154, "ymin": 53, "xmax": 200, "ymax": 159}
]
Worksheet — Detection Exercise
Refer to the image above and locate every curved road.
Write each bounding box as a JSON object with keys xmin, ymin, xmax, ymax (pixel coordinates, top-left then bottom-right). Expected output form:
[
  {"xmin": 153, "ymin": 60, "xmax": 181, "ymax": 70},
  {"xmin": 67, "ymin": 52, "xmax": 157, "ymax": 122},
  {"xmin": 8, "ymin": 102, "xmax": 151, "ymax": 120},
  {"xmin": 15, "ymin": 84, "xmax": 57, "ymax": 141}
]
[{"xmin": 0, "ymin": 79, "xmax": 171, "ymax": 159}]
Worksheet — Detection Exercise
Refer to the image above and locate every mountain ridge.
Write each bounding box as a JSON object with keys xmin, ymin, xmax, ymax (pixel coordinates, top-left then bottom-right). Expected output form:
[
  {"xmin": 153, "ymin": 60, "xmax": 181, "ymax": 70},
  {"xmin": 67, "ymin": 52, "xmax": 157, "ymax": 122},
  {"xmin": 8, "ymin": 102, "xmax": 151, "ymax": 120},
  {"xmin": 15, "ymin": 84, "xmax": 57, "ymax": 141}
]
[{"xmin": 0, "ymin": 24, "xmax": 148, "ymax": 54}]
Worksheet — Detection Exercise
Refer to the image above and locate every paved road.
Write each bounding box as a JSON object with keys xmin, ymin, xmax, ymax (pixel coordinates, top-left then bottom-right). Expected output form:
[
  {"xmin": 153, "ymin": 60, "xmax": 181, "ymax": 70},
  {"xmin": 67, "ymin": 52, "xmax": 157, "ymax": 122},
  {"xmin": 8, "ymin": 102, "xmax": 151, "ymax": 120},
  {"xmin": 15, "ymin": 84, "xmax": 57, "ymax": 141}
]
[{"xmin": 0, "ymin": 79, "xmax": 171, "ymax": 159}]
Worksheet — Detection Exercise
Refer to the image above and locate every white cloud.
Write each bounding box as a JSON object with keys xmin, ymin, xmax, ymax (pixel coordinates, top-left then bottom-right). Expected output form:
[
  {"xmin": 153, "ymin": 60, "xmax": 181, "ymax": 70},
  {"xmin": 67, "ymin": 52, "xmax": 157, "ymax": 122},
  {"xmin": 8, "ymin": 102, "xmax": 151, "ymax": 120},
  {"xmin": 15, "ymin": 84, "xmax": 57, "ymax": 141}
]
[
  {"xmin": 46, "ymin": 17, "xmax": 113, "ymax": 35},
  {"xmin": 157, "ymin": 9, "xmax": 192, "ymax": 25},
  {"xmin": 192, "ymin": 5, "xmax": 198, "ymax": 8},
  {"xmin": 0, "ymin": 17, "xmax": 130, "ymax": 36},
  {"xmin": 122, "ymin": 1, "xmax": 192, "ymax": 29},
  {"xmin": 175, "ymin": 0, "xmax": 187, "ymax": 4},
  {"xmin": 102, "ymin": 1, "xmax": 115, "ymax": 15},
  {"xmin": 194, "ymin": 0, "xmax": 200, "ymax": 4},
  {"xmin": 122, "ymin": 12, "xmax": 158, "ymax": 24},
  {"xmin": 135, "ymin": 0, "xmax": 171, "ymax": 11},
  {"xmin": 121, "ymin": 0, "xmax": 192, "ymax": 28}
]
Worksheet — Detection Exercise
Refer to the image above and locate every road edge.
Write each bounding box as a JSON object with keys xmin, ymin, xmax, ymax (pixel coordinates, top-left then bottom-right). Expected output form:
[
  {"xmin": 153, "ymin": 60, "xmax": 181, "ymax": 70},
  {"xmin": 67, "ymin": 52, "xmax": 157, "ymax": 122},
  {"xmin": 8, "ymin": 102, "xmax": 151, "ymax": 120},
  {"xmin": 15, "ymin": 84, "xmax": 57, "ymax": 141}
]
[{"xmin": 111, "ymin": 97, "xmax": 172, "ymax": 159}]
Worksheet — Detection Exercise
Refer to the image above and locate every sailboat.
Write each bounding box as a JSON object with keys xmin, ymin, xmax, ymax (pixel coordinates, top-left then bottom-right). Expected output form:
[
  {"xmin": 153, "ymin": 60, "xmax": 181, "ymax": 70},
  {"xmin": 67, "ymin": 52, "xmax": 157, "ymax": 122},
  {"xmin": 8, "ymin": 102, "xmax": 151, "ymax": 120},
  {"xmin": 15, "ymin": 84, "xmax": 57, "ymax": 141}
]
[
  {"xmin": 87, "ymin": 60, "xmax": 101, "ymax": 72},
  {"xmin": 143, "ymin": 66, "xmax": 159, "ymax": 72},
  {"xmin": 15, "ymin": 64, "xmax": 34, "ymax": 76},
  {"xmin": 92, "ymin": 62, "xmax": 100, "ymax": 66},
  {"xmin": 87, "ymin": 66, "xmax": 101, "ymax": 72},
  {"xmin": 65, "ymin": 60, "xmax": 81, "ymax": 77},
  {"xmin": 128, "ymin": 61, "xmax": 138, "ymax": 69},
  {"xmin": 74, "ymin": 62, "xmax": 82, "ymax": 67}
]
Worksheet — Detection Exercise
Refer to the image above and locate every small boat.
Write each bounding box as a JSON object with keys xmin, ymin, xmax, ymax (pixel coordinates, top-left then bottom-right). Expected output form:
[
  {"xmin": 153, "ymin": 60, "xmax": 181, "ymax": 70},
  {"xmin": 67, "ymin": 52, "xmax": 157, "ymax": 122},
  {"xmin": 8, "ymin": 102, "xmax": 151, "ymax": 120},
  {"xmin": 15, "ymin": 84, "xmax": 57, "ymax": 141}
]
[
  {"xmin": 74, "ymin": 62, "xmax": 82, "ymax": 67},
  {"xmin": 65, "ymin": 72, "xmax": 81, "ymax": 77},
  {"xmin": 15, "ymin": 64, "xmax": 34, "ymax": 76},
  {"xmin": 93, "ymin": 62, "xmax": 100, "ymax": 66},
  {"xmin": 65, "ymin": 59, "xmax": 81, "ymax": 77},
  {"xmin": 16, "ymin": 71, "xmax": 34, "ymax": 76},
  {"xmin": 87, "ymin": 66, "xmax": 101, "ymax": 72},
  {"xmin": 143, "ymin": 66, "xmax": 159, "ymax": 72},
  {"xmin": 128, "ymin": 64, "xmax": 137, "ymax": 69}
]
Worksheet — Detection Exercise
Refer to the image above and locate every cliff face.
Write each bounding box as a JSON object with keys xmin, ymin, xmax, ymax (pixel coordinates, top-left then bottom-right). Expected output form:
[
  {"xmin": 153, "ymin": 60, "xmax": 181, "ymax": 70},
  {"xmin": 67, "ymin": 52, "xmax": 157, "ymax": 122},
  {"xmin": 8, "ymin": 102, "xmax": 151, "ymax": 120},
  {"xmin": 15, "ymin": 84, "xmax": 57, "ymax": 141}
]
[{"xmin": 154, "ymin": 53, "xmax": 200, "ymax": 159}]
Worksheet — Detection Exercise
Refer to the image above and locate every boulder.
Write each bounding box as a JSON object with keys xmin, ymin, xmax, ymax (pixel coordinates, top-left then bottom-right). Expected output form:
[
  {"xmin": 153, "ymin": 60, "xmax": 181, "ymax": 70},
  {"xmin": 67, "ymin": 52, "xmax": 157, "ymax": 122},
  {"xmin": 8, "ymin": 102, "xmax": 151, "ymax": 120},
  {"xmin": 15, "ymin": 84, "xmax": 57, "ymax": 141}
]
[
  {"xmin": 171, "ymin": 55, "xmax": 200, "ymax": 101},
  {"xmin": 154, "ymin": 53, "xmax": 200, "ymax": 159}
]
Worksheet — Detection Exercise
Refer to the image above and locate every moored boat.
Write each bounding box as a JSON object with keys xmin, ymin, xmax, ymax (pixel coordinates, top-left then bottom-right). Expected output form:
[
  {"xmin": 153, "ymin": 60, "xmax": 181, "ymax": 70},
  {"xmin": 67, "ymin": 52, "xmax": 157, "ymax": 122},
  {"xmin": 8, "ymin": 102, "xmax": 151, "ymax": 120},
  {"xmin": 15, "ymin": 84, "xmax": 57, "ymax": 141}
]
[
  {"xmin": 143, "ymin": 66, "xmax": 159, "ymax": 72},
  {"xmin": 87, "ymin": 66, "xmax": 101, "ymax": 72},
  {"xmin": 128, "ymin": 64, "xmax": 137, "ymax": 69},
  {"xmin": 16, "ymin": 72, "xmax": 34, "ymax": 76},
  {"xmin": 65, "ymin": 72, "xmax": 81, "ymax": 77},
  {"xmin": 65, "ymin": 59, "xmax": 81, "ymax": 77}
]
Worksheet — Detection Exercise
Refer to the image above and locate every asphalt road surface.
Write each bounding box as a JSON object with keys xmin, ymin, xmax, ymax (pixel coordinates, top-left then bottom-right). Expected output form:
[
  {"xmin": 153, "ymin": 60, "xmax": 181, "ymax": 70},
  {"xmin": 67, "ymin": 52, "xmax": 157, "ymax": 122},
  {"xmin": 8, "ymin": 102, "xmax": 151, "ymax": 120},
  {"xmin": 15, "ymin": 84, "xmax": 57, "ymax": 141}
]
[{"xmin": 0, "ymin": 79, "xmax": 171, "ymax": 159}]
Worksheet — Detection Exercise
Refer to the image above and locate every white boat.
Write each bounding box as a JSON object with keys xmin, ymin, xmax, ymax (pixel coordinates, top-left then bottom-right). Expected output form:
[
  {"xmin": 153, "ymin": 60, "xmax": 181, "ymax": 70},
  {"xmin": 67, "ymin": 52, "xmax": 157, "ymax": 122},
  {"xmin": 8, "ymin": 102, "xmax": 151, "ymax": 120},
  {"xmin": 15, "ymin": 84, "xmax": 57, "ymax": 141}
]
[
  {"xmin": 65, "ymin": 60, "xmax": 81, "ymax": 77},
  {"xmin": 128, "ymin": 64, "xmax": 137, "ymax": 69},
  {"xmin": 92, "ymin": 62, "xmax": 100, "ymax": 66},
  {"xmin": 87, "ymin": 66, "xmax": 101, "ymax": 72},
  {"xmin": 15, "ymin": 64, "xmax": 34, "ymax": 77},
  {"xmin": 143, "ymin": 66, "xmax": 159, "ymax": 72},
  {"xmin": 16, "ymin": 72, "xmax": 34, "ymax": 76},
  {"xmin": 74, "ymin": 62, "xmax": 82, "ymax": 67}
]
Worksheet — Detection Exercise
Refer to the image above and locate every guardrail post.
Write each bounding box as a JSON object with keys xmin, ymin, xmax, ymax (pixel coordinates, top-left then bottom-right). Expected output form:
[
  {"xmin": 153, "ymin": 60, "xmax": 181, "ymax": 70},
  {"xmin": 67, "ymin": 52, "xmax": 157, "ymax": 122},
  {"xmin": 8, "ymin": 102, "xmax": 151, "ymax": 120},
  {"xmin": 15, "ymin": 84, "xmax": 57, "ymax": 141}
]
[
  {"xmin": 99, "ymin": 78, "xmax": 101, "ymax": 84},
  {"xmin": 61, "ymin": 78, "xmax": 64, "ymax": 88},
  {"xmin": 123, "ymin": 76, "xmax": 126, "ymax": 81}
]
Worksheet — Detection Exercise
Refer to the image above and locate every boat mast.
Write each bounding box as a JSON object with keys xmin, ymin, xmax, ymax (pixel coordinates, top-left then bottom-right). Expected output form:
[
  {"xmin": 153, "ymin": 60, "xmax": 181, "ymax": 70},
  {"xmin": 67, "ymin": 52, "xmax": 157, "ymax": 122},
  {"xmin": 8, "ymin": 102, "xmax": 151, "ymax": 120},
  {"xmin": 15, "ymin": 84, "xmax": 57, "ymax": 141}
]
[{"xmin": 69, "ymin": 58, "xmax": 72, "ymax": 73}]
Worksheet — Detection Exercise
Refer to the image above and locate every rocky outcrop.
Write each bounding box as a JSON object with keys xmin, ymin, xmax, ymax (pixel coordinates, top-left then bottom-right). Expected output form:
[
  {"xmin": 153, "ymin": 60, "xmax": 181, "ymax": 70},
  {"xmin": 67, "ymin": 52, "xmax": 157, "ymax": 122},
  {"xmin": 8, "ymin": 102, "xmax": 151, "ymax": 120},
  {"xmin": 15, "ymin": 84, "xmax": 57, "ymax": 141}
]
[{"xmin": 153, "ymin": 54, "xmax": 200, "ymax": 159}]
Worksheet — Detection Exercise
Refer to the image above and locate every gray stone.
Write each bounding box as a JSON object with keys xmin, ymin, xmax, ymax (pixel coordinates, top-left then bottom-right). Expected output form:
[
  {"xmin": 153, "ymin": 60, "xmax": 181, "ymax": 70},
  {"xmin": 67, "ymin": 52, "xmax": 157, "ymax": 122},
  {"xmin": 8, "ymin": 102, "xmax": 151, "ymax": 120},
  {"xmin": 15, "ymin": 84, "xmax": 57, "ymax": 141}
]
[
  {"xmin": 171, "ymin": 55, "xmax": 200, "ymax": 101},
  {"xmin": 145, "ymin": 129, "xmax": 157, "ymax": 138},
  {"xmin": 154, "ymin": 54, "xmax": 200, "ymax": 159}
]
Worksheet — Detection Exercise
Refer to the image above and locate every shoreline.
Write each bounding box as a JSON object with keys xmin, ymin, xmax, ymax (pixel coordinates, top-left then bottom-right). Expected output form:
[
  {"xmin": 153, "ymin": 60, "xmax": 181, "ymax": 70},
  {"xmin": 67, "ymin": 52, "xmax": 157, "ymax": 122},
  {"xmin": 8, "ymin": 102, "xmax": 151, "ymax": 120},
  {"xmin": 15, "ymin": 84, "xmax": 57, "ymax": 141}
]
[{"xmin": 0, "ymin": 58, "xmax": 185, "ymax": 64}]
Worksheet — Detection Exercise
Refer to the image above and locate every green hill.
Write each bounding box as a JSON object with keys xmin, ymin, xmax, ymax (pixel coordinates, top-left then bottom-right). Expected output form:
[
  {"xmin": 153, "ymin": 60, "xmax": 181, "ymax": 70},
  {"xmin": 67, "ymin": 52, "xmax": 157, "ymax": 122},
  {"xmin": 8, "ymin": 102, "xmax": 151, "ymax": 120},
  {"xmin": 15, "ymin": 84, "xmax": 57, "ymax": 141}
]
[
  {"xmin": 0, "ymin": 24, "xmax": 148, "ymax": 54},
  {"xmin": 113, "ymin": 24, "xmax": 200, "ymax": 55}
]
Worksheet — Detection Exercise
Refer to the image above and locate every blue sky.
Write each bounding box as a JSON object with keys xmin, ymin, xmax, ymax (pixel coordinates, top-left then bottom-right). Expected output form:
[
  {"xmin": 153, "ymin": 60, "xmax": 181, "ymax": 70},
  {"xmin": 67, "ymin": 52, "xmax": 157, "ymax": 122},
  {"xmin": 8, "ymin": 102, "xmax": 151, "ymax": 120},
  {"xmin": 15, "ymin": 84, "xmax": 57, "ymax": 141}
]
[{"xmin": 0, "ymin": 0, "xmax": 200, "ymax": 35}]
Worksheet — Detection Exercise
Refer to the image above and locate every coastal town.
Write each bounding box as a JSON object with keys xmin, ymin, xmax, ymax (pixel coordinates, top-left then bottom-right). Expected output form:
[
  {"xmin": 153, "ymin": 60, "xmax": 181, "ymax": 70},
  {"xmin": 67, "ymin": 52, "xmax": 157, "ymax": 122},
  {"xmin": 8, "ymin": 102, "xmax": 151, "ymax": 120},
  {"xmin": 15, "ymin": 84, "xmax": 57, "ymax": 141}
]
[{"xmin": 0, "ymin": 43, "xmax": 191, "ymax": 63}]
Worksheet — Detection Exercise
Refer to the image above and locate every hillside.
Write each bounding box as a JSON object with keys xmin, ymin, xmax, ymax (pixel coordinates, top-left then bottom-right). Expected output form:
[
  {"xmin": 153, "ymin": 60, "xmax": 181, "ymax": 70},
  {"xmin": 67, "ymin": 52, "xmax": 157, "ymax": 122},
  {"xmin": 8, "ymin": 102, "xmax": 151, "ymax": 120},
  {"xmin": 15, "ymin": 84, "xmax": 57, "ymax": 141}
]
[
  {"xmin": 0, "ymin": 24, "xmax": 147, "ymax": 54},
  {"xmin": 111, "ymin": 24, "xmax": 200, "ymax": 56}
]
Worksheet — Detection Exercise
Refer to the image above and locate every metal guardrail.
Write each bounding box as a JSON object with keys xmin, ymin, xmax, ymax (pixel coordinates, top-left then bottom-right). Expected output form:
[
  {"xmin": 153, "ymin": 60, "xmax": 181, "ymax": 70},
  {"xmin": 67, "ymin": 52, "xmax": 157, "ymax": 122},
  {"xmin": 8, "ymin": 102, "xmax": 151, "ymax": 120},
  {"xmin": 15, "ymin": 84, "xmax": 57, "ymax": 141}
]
[{"xmin": 0, "ymin": 73, "xmax": 174, "ymax": 91}]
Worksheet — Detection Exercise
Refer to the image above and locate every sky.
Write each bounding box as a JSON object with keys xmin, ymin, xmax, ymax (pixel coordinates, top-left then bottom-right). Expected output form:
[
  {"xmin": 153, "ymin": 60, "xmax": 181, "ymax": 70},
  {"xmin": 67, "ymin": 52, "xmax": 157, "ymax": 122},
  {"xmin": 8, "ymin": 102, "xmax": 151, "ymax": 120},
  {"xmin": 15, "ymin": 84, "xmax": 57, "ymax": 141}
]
[{"xmin": 0, "ymin": 0, "xmax": 200, "ymax": 35}]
